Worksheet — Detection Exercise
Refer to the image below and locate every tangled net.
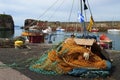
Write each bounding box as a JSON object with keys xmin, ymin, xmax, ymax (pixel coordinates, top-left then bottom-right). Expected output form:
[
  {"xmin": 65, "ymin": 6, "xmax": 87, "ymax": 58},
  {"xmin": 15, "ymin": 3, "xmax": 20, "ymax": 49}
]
[{"xmin": 29, "ymin": 38, "xmax": 111, "ymax": 76}]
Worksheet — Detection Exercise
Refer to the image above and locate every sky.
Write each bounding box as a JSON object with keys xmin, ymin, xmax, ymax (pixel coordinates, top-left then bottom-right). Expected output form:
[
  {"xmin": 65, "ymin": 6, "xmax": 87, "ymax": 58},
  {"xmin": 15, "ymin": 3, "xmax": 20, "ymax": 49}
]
[{"xmin": 0, "ymin": 0, "xmax": 120, "ymax": 26}]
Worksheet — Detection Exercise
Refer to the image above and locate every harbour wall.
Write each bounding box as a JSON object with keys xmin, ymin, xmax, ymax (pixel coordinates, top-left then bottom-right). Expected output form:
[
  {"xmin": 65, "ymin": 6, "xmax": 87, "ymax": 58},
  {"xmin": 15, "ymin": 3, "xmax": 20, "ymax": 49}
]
[{"xmin": 24, "ymin": 19, "xmax": 120, "ymax": 32}]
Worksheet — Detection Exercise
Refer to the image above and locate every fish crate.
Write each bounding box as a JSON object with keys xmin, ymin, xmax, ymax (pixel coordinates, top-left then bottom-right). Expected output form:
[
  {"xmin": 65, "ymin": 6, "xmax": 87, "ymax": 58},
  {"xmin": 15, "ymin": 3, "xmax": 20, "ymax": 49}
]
[{"xmin": 29, "ymin": 35, "xmax": 44, "ymax": 43}]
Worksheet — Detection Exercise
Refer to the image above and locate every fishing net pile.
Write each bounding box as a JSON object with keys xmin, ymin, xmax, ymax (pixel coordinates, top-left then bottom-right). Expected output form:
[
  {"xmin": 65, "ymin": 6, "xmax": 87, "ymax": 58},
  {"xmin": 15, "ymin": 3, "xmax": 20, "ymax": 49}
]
[{"xmin": 29, "ymin": 38, "xmax": 112, "ymax": 78}]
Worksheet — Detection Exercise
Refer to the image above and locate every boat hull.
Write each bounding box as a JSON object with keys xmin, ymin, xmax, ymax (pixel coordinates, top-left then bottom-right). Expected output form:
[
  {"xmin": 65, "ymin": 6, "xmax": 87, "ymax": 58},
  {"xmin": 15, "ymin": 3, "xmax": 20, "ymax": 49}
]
[
  {"xmin": 107, "ymin": 29, "xmax": 120, "ymax": 34},
  {"xmin": 91, "ymin": 28, "xmax": 99, "ymax": 32},
  {"xmin": 56, "ymin": 27, "xmax": 65, "ymax": 32}
]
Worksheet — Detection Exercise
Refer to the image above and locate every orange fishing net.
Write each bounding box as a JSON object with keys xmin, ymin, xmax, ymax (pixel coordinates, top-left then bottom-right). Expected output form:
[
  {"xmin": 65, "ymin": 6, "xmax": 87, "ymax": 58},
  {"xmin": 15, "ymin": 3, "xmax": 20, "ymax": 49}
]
[{"xmin": 32, "ymin": 38, "xmax": 107, "ymax": 74}]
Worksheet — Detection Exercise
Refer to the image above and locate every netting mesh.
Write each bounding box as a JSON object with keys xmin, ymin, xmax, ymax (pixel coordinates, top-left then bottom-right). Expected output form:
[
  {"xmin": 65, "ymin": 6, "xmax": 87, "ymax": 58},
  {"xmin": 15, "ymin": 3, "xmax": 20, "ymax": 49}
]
[
  {"xmin": 29, "ymin": 52, "xmax": 58, "ymax": 75},
  {"xmin": 29, "ymin": 38, "xmax": 110, "ymax": 75}
]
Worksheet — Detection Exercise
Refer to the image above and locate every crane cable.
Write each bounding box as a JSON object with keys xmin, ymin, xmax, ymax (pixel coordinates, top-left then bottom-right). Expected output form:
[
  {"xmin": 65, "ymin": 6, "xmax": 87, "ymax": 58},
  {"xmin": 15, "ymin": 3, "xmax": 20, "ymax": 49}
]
[
  {"xmin": 68, "ymin": 0, "xmax": 75, "ymax": 22},
  {"xmin": 48, "ymin": 0, "xmax": 65, "ymax": 21},
  {"xmin": 37, "ymin": 0, "xmax": 60, "ymax": 19},
  {"xmin": 86, "ymin": 0, "xmax": 93, "ymax": 16},
  {"xmin": 27, "ymin": 0, "xmax": 60, "ymax": 26}
]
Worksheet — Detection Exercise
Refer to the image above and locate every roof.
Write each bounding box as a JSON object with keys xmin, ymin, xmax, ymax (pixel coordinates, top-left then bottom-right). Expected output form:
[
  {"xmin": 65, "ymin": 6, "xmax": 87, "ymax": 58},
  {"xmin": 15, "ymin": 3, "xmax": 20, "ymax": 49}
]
[
  {"xmin": 74, "ymin": 38, "xmax": 95, "ymax": 46},
  {"xmin": 21, "ymin": 32, "xmax": 43, "ymax": 36}
]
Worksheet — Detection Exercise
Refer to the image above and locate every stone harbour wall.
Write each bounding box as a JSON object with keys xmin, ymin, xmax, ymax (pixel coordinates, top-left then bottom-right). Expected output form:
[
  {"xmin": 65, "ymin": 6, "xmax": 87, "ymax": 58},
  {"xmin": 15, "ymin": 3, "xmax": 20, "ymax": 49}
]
[{"xmin": 24, "ymin": 19, "xmax": 120, "ymax": 32}]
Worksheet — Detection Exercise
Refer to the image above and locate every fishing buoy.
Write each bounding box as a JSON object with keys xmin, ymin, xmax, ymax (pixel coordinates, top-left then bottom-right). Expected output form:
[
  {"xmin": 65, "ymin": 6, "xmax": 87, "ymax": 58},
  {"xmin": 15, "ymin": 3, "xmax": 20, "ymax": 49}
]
[{"xmin": 100, "ymin": 34, "xmax": 110, "ymax": 40}]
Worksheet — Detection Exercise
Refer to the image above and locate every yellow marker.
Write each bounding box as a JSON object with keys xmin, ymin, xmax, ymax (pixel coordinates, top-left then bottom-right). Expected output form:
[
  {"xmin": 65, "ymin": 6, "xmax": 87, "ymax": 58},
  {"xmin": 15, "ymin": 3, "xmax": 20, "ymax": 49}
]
[{"xmin": 14, "ymin": 40, "xmax": 23, "ymax": 47}]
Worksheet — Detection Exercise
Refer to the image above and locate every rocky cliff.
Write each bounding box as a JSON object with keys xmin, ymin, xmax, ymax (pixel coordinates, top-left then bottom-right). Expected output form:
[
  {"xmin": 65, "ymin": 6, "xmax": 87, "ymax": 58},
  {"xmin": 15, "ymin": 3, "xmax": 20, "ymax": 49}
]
[{"xmin": 0, "ymin": 14, "xmax": 14, "ymax": 31}]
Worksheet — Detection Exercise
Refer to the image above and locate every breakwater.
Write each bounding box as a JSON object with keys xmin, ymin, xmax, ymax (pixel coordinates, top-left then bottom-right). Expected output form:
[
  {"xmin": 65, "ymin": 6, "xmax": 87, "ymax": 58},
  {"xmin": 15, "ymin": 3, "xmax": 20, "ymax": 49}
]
[{"xmin": 24, "ymin": 19, "xmax": 120, "ymax": 32}]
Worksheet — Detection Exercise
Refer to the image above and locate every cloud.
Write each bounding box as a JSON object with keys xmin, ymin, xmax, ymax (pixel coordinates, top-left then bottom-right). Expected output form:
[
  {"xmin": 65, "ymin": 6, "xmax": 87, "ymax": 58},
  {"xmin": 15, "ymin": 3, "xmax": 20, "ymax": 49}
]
[
  {"xmin": 0, "ymin": 0, "xmax": 120, "ymax": 26},
  {"xmin": 88, "ymin": 0, "xmax": 120, "ymax": 21}
]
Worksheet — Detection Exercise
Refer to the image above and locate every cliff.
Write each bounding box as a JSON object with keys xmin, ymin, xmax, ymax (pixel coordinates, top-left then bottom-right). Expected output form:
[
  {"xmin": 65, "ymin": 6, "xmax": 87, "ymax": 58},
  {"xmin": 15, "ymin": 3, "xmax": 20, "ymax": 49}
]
[{"xmin": 0, "ymin": 14, "xmax": 14, "ymax": 31}]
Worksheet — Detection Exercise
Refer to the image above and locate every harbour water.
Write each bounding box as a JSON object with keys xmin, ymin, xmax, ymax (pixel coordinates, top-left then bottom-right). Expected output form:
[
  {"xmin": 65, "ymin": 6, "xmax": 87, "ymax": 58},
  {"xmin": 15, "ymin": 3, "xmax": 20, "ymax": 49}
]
[
  {"xmin": 49, "ymin": 31, "xmax": 120, "ymax": 51},
  {"xmin": 0, "ymin": 26, "xmax": 120, "ymax": 51}
]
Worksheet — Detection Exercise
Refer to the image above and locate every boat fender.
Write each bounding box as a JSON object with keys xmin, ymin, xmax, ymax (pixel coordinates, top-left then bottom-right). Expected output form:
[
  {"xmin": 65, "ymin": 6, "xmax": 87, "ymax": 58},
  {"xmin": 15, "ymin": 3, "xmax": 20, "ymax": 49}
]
[
  {"xmin": 14, "ymin": 40, "xmax": 23, "ymax": 49},
  {"xmin": 83, "ymin": 52, "xmax": 89, "ymax": 60}
]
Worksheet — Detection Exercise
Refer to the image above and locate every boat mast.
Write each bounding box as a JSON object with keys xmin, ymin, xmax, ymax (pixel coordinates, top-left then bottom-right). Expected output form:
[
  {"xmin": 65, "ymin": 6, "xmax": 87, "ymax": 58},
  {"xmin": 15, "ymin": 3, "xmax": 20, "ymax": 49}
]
[
  {"xmin": 80, "ymin": 0, "xmax": 83, "ymax": 15},
  {"xmin": 80, "ymin": 0, "xmax": 87, "ymax": 38}
]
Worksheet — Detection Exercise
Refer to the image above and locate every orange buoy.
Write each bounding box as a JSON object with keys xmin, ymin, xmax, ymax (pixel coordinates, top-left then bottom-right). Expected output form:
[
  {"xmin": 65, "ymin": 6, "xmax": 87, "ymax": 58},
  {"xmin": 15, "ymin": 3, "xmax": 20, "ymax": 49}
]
[{"xmin": 100, "ymin": 34, "xmax": 110, "ymax": 40}]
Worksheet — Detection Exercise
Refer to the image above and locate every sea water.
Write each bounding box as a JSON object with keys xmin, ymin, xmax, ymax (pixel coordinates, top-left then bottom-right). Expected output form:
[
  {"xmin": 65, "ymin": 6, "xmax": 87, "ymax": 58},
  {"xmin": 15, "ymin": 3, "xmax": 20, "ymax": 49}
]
[
  {"xmin": 107, "ymin": 33, "xmax": 120, "ymax": 50},
  {"xmin": 48, "ymin": 31, "xmax": 120, "ymax": 51},
  {"xmin": 0, "ymin": 26, "xmax": 120, "ymax": 51}
]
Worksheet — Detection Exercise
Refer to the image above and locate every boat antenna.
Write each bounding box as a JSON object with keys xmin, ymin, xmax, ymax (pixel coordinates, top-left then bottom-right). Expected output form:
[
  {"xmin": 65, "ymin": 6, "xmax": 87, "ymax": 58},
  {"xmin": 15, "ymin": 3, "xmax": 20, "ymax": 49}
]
[{"xmin": 68, "ymin": 0, "xmax": 75, "ymax": 22}]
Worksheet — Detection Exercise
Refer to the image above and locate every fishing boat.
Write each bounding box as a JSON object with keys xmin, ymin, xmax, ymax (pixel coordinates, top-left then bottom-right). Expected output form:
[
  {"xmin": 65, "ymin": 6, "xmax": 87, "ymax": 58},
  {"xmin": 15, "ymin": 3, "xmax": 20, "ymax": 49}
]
[
  {"xmin": 29, "ymin": 0, "xmax": 112, "ymax": 78},
  {"xmin": 91, "ymin": 28, "xmax": 99, "ymax": 32},
  {"xmin": 99, "ymin": 34, "xmax": 112, "ymax": 49},
  {"xmin": 107, "ymin": 29, "xmax": 120, "ymax": 34},
  {"xmin": 21, "ymin": 31, "xmax": 44, "ymax": 43},
  {"xmin": 42, "ymin": 26, "xmax": 52, "ymax": 34},
  {"xmin": 56, "ymin": 26, "xmax": 65, "ymax": 32}
]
